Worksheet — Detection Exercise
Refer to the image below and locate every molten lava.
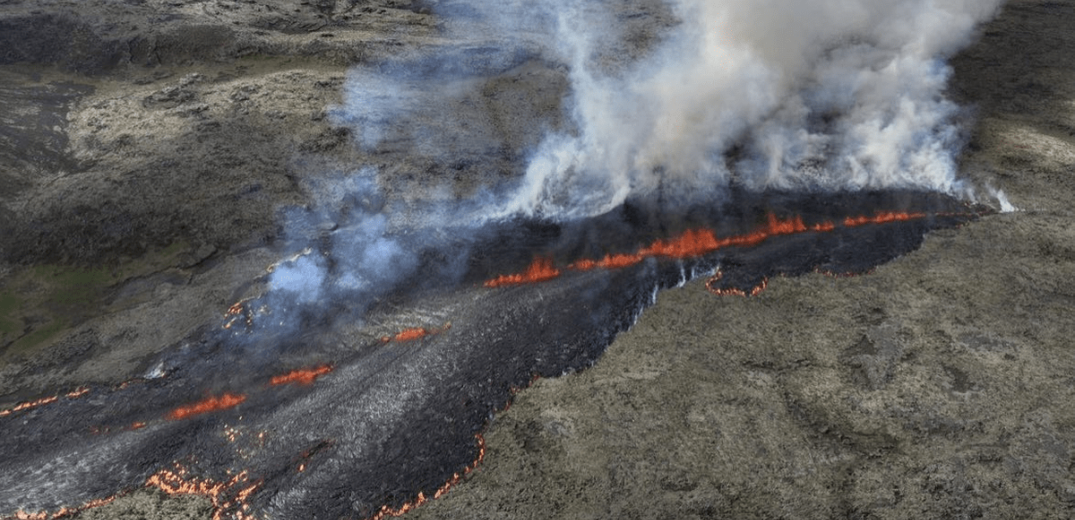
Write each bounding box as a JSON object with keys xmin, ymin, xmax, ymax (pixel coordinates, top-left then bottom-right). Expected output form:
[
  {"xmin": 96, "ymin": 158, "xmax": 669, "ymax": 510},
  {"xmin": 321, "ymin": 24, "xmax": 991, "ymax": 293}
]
[
  {"xmin": 392, "ymin": 328, "xmax": 433, "ymax": 342},
  {"xmin": 146, "ymin": 464, "xmax": 261, "ymax": 520},
  {"xmin": 570, "ymin": 252, "xmax": 646, "ymax": 271},
  {"xmin": 225, "ymin": 301, "xmax": 244, "ymax": 317},
  {"xmin": 365, "ymin": 434, "xmax": 486, "ymax": 520},
  {"xmin": 498, "ymin": 214, "xmax": 831, "ymax": 282},
  {"xmin": 487, "ymin": 211, "xmax": 938, "ymax": 288},
  {"xmin": 705, "ymin": 271, "xmax": 770, "ymax": 297},
  {"xmin": 812, "ymin": 220, "xmax": 837, "ymax": 232},
  {"xmin": 270, "ymin": 365, "xmax": 334, "ymax": 386},
  {"xmin": 843, "ymin": 211, "xmax": 927, "ymax": 227},
  {"xmin": 0, "ymin": 387, "xmax": 88, "ymax": 419},
  {"xmin": 1, "ymin": 206, "xmax": 971, "ymax": 520},
  {"xmin": 381, "ymin": 323, "xmax": 451, "ymax": 343},
  {"xmin": 167, "ymin": 393, "xmax": 247, "ymax": 421},
  {"xmin": 0, "ymin": 397, "xmax": 57, "ymax": 419},
  {"xmin": 223, "ymin": 299, "xmax": 247, "ymax": 330},
  {"xmin": 503, "ymin": 373, "xmax": 542, "ymax": 412},
  {"xmin": 12, "ymin": 496, "xmax": 119, "ymax": 520},
  {"xmin": 483, "ymin": 257, "xmax": 561, "ymax": 288},
  {"xmin": 641, "ymin": 228, "xmax": 721, "ymax": 258},
  {"xmin": 702, "ymin": 211, "xmax": 936, "ymax": 297}
]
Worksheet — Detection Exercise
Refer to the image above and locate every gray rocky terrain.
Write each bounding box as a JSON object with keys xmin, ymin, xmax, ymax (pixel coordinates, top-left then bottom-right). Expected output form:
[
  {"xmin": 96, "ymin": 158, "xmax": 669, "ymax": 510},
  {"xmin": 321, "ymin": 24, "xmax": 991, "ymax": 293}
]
[{"xmin": 0, "ymin": 0, "xmax": 1072, "ymax": 519}]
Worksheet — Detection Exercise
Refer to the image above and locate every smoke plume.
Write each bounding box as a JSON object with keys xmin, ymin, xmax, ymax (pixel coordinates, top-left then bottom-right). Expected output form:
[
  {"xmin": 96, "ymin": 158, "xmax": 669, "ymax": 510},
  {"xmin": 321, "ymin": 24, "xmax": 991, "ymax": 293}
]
[
  {"xmin": 505, "ymin": 0, "xmax": 1006, "ymax": 218},
  {"xmin": 333, "ymin": 0, "xmax": 1007, "ymax": 221},
  {"xmin": 259, "ymin": 168, "xmax": 487, "ymax": 334}
]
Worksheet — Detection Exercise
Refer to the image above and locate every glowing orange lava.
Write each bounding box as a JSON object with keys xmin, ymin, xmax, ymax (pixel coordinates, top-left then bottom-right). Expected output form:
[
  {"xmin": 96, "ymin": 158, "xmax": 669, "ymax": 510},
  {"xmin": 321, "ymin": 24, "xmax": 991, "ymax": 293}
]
[
  {"xmin": 361, "ymin": 376, "xmax": 531, "ymax": 518},
  {"xmin": 503, "ymin": 373, "xmax": 542, "ymax": 412},
  {"xmin": 393, "ymin": 327, "xmax": 433, "ymax": 342},
  {"xmin": 223, "ymin": 300, "xmax": 246, "ymax": 330},
  {"xmin": 486, "ymin": 211, "xmax": 938, "ymax": 288},
  {"xmin": 570, "ymin": 252, "xmax": 646, "ymax": 271},
  {"xmin": 225, "ymin": 301, "xmax": 244, "ymax": 317},
  {"xmin": 0, "ymin": 393, "xmax": 66, "ymax": 418},
  {"xmin": 146, "ymin": 464, "xmax": 261, "ymax": 520},
  {"xmin": 812, "ymin": 220, "xmax": 836, "ymax": 232},
  {"xmin": 483, "ymin": 257, "xmax": 561, "ymax": 288},
  {"xmin": 843, "ymin": 211, "xmax": 926, "ymax": 227},
  {"xmin": 705, "ymin": 271, "xmax": 769, "ymax": 297},
  {"xmin": 2, "ymin": 387, "xmax": 91, "ymax": 418},
  {"xmin": 365, "ymin": 434, "xmax": 486, "ymax": 520},
  {"xmin": 222, "ymin": 297, "xmax": 261, "ymax": 330},
  {"xmin": 567, "ymin": 214, "xmax": 821, "ymax": 273},
  {"xmin": 381, "ymin": 323, "xmax": 451, "ymax": 344},
  {"xmin": 270, "ymin": 365, "xmax": 334, "ymax": 386},
  {"xmin": 702, "ymin": 211, "xmax": 934, "ymax": 297},
  {"xmin": 167, "ymin": 393, "xmax": 246, "ymax": 421}
]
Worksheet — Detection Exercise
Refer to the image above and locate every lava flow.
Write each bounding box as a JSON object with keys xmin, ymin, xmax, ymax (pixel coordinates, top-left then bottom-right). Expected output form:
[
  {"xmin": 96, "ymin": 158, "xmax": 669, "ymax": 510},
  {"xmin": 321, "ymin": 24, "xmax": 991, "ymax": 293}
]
[
  {"xmin": 365, "ymin": 434, "xmax": 487, "ymax": 520},
  {"xmin": 0, "ymin": 194, "xmax": 981, "ymax": 520},
  {"xmin": 705, "ymin": 270, "xmax": 770, "ymax": 297},
  {"xmin": 0, "ymin": 396, "xmax": 57, "ymax": 418},
  {"xmin": 487, "ymin": 211, "xmax": 934, "ymax": 287},
  {"xmin": 11, "ymin": 496, "xmax": 119, "ymax": 520},
  {"xmin": 0, "ymin": 388, "xmax": 90, "ymax": 419},
  {"xmin": 146, "ymin": 465, "xmax": 261, "ymax": 520},
  {"xmin": 381, "ymin": 323, "xmax": 451, "ymax": 343},
  {"xmin": 843, "ymin": 211, "xmax": 926, "ymax": 227},
  {"xmin": 269, "ymin": 365, "xmax": 334, "ymax": 386},
  {"xmin": 167, "ymin": 393, "xmax": 247, "ymax": 421},
  {"xmin": 483, "ymin": 256, "xmax": 561, "ymax": 287}
]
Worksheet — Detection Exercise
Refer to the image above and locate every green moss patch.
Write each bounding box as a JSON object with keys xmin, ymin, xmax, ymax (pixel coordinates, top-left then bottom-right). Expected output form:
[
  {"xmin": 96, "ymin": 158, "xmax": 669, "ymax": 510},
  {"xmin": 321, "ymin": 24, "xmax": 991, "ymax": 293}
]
[
  {"xmin": 7, "ymin": 318, "xmax": 65, "ymax": 357},
  {"xmin": 0, "ymin": 291, "xmax": 22, "ymax": 336},
  {"xmin": 31, "ymin": 265, "xmax": 115, "ymax": 308},
  {"xmin": 1, "ymin": 239, "xmax": 193, "ymax": 359}
]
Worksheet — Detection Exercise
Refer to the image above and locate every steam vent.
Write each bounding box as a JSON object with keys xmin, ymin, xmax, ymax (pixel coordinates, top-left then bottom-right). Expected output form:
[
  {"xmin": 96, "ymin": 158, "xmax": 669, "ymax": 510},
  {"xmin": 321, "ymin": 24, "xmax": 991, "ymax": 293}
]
[{"xmin": 2, "ymin": 1, "xmax": 1074, "ymax": 519}]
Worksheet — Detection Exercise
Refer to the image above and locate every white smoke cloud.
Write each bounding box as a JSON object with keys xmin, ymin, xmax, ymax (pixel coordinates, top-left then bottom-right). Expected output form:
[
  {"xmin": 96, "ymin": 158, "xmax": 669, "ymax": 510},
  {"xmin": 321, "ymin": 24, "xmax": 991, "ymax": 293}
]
[
  {"xmin": 258, "ymin": 167, "xmax": 494, "ymax": 334},
  {"xmin": 504, "ymin": 0, "xmax": 1005, "ymax": 219},
  {"xmin": 261, "ymin": 170, "xmax": 413, "ymax": 331},
  {"xmin": 271, "ymin": 254, "xmax": 325, "ymax": 304}
]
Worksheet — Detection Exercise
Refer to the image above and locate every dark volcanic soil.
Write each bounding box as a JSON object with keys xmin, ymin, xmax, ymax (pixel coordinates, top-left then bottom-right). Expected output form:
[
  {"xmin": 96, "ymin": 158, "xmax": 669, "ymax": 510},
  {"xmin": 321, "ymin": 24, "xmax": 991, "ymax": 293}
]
[{"xmin": 0, "ymin": 0, "xmax": 1073, "ymax": 519}]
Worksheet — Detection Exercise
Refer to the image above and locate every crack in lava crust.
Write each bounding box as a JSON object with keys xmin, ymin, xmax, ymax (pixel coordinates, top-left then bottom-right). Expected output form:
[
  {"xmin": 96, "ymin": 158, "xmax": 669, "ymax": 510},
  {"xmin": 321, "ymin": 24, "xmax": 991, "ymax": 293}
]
[{"xmin": 0, "ymin": 191, "xmax": 984, "ymax": 520}]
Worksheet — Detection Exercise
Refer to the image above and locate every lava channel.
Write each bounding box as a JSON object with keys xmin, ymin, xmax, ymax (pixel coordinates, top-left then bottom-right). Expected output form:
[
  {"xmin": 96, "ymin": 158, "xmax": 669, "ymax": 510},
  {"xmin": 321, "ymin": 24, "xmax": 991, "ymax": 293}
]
[
  {"xmin": 483, "ymin": 256, "xmax": 561, "ymax": 288},
  {"xmin": 0, "ymin": 388, "xmax": 90, "ymax": 419},
  {"xmin": 381, "ymin": 323, "xmax": 451, "ymax": 343},
  {"xmin": 269, "ymin": 365, "xmax": 334, "ymax": 386},
  {"xmin": 167, "ymin": 393, "xmax": 247, "ymax": 421},
  {"xmin": 485, "ymin": 211, "xmax": 950, "ymax": 289}
]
